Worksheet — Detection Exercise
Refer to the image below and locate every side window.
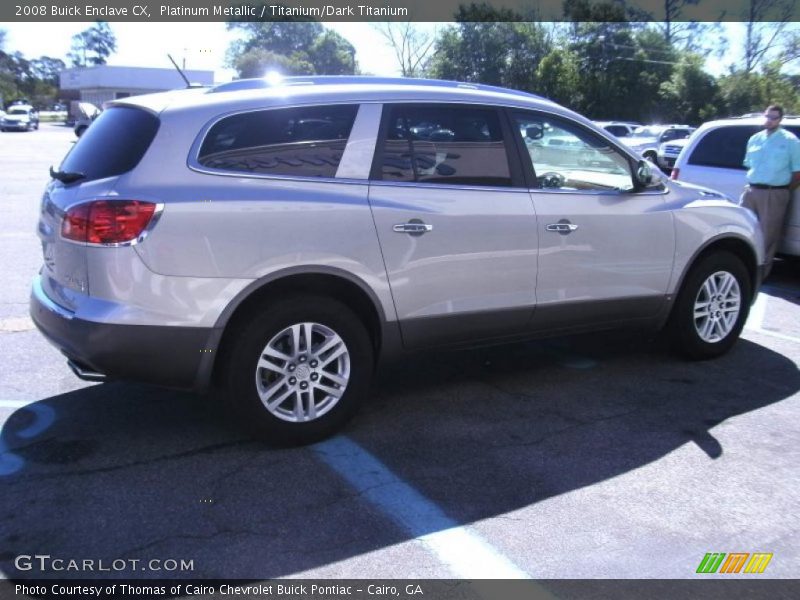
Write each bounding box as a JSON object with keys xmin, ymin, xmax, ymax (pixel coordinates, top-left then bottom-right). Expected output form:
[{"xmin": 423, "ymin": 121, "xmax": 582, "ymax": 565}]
[
  {"xmin": 376, "ymin": 104, "xmax": 512, "ymax": 187},
  {"xmin": 513, "ymin": 113, "xmax": 634, "ymax": 191},
  {"xmin": 197, "ymin": 104, "xmax": 358, "ymax": 178},
  {"xmin": 605, "ymin": 125, "xmax": 629, "ymax": 137},
  {"xmin": 688, "ymin": 126, "xmax": 760, "ymax": 170}
]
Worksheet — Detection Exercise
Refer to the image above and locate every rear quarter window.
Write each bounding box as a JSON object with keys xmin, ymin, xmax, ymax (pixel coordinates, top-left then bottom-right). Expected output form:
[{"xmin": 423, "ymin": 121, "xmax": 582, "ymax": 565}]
[
  {"xmin": 197, "ymin": 104, "xmax": 358, "ymax": 178},
  {"xmin": 59, "ymin": 106, "xmax": 160, "ymax": 182}
]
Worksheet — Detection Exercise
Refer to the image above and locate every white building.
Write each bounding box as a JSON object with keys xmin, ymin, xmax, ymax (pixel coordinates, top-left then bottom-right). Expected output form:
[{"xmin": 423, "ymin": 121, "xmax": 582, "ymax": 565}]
[{"xmin": 60, "ymin": 66, "xmax": 215, "ymax": 106}]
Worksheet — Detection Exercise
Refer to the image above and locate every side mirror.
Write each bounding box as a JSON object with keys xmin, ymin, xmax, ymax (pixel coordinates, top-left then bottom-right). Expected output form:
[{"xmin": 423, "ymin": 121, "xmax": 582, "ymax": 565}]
[
  {"xmin": 634, "ymin": 159, "xmax": 654, "ymax": 187},
  {"xmin": 525, "ymin": 125, "xmax": 544, "ymax": 140}
]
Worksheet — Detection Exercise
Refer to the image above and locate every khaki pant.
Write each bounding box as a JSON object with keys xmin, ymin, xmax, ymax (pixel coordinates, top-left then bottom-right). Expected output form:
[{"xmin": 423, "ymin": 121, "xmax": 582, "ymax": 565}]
[{"xmin": 740, "ymin": 186, "xmax": 791, "ymax": 272}]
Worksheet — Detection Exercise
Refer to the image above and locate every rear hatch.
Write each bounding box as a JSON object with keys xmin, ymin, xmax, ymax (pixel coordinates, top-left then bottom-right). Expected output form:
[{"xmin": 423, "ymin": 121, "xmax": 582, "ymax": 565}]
[{"xmin": 38, "ymin": 106, "xmax": 160, "ymax": 311}]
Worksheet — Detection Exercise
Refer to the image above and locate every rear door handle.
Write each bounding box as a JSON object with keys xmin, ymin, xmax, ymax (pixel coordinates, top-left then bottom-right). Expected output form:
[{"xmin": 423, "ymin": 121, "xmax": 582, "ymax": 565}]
[
  {"xmin": 546, "ymin": 223, "xmax": 578, "ymax": 233},
  {"xmin": 393, "ymin": 221, "xmax": 433, "ymax": 235}
]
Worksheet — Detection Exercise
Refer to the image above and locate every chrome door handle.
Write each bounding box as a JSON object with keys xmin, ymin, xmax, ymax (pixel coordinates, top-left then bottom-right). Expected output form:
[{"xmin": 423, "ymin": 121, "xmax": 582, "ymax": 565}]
[
  {"xmin": 393, "ymin": 222, "xmax": 433, "ymax": 235},
  {"xmin": 546, "ymin": 222, "xmax": 578, "ymax": 233}
]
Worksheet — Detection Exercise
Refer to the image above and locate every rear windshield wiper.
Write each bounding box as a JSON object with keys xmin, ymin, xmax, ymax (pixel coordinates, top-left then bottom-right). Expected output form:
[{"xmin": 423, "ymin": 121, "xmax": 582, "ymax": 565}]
[{"xmin": 49, "ymin": 166, "xmax": 86, "ymax": 184}]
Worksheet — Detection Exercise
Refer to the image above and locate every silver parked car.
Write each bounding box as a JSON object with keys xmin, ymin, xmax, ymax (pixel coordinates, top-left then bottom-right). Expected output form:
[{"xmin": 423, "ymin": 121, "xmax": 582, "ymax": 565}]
[{"xmin": 31, "ymin": 77, "xmax": 766, "ymax": 444}]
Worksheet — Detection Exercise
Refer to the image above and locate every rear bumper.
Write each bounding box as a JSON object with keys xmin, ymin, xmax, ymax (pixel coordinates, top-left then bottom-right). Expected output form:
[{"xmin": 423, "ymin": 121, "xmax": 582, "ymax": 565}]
[{"xmin": 30, "ymin": 275, "xmax": 216, "ymax": 391}]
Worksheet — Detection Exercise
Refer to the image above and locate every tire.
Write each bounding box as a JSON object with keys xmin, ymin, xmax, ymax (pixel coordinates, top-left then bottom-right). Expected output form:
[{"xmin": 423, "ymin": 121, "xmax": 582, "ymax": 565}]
[
  {"xmin": 668, "ymin": 251, "xmax": 751, "ymax": 360},
  {"xmin": 222, "ymin": 295, "xmax": 373, "ymax": 445},
  {"xmin": 75, "ymin": 125, "xmax": 87, "ymax": 137}
]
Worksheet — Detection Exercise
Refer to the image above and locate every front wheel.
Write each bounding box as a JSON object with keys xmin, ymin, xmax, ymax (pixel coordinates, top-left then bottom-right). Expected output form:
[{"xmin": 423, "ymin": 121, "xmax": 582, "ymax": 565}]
[
  {"xmin": 222, "ymin": 295, "xmax": 373, "ymax": 445},
  {"xmin": 668, "ymin": 252, "xmax": 751, "ymax": 360}
]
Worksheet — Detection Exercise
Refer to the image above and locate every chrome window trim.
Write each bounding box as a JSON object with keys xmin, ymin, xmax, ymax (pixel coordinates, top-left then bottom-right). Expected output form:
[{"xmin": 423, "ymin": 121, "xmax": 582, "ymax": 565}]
[
  {"xmin": 369, "ymin": 179, "xmax": 530, "ymax": 194},
  {"xmin": 528, "ymin": 187, "xmax": 669, "ymax": 197}
]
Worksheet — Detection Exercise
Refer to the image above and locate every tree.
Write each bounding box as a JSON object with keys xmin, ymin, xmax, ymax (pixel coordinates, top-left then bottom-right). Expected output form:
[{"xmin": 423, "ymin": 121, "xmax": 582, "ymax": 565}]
[
  {"xmin": 228, "ymin": 22, "xmax": 323, "ymax": 57},
  {"xmin": 68, "ymin": 22, "xmax": 117, "ymax": 67},
  {"xmin": 231, "ymin": 48, "xmax": 313, "ymax": 78},
  {"xmin": 739, "ymin": 0, "xmax": 794, "ymax": 73},
  {"xmin": 307, "ymin": 31, "xmax": 356, "ymax": 76},
  {"xmin": 536, "ymin": 48, "xmax": 583, "ymax": 108},
  {"xmin": 563, "ymin": 22, "xmax": 677, "ymax": 121},
  {"xmin": 718, "ymin": 66, "xmax": 799, "ymax": 116},
  {"xmin": 428, "ymin": 4, "xmax": 552, "ymax": 90},
  {"xmin": 29, "ymin": 57, "xmax": 65, "ymax": 86},
  {"xmin": 226, "ymin": 22, "xmax": 356, "ymax": 78},
  {"xmin": 659, "ymin": 54, "xmax": 721, "ymax": 124},
  {"xmin": 374, "ymin": 23, "xmax": 436, "ymax": 77}
]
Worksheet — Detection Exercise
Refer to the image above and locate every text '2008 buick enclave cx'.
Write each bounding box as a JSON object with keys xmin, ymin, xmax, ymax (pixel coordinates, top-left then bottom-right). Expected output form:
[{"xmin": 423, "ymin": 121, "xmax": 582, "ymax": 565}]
[{"xmin": 31, "ymin": 76, "xmax": 767, "ymax": 445}]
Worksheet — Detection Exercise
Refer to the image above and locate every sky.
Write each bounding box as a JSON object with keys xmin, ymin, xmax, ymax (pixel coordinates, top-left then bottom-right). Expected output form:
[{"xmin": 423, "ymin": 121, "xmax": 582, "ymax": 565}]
[{"xmin": 0, "ymin": 21, "xmax": 783, "ymax": 82}]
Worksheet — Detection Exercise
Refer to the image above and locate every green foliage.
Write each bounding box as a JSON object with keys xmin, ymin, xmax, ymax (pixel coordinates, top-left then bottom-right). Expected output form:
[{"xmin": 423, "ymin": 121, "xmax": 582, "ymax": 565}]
[
  {"xmin": 68, "ymin": 22, "xmax": 116, "ymax": 67},
  {"xmin": 536, "ymin": 48, "xmax": 583, "ymax": 109},
  {"xmin": 428, "ymin": 5, "xmax": 553, "ymax": 90},
  {"xmin": 659, "ymin": 54, "xmax": 721, "ymax": 124},
  {"xmin": 227, "ymin": 22, "xmax": 356, "ymax": 78},
  {"xmin": 718, "ymin": 65, "xmax": 800, "ymax": 116}
]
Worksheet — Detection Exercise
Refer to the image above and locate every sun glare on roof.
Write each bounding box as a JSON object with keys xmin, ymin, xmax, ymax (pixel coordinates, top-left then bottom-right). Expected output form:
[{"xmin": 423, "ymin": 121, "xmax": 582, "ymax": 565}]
[{"xmin": 264, "ymin": 71, "xmax": 284, "ymax": 86}]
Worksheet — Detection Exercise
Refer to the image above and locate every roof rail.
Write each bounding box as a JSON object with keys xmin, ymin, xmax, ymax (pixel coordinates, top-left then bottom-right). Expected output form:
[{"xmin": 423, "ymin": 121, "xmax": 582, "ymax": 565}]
[{"xmin": 209, "ymin": 75, "xmax": 546, "ymax": 101}]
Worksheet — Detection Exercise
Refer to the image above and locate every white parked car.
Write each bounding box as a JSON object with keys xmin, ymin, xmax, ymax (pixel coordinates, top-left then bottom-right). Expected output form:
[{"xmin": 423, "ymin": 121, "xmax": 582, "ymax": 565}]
[
  {"xmin": 671, "ymin": 116, "xmax": 800, "ymax": 257},
  {"xmin": 1, "ymin": 104, "xmax": 39, "ymax": 131},
  {"xmin": 657, "ymin": 137, "xmax": 690, "ymax": 170},
  {"xmin": 623, "ymin": 124, "xmax": 695, "ymax": 163},
  {"xmin": 593, "ymin": 121, "xmax": 637, "ymax": 138}
]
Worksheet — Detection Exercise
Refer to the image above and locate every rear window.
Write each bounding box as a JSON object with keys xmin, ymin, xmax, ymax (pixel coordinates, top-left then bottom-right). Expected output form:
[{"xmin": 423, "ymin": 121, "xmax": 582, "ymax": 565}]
[
  {"xmin": 59, "ymin": 106, "xmax": 159, "ymax": 182},
  {"xmin": 685, "ymin": 125, "xmax": 800, "ymax": 170},
  {"xmin": 197, "ymin": 105, "xmax": 358, "ymax": 178}
]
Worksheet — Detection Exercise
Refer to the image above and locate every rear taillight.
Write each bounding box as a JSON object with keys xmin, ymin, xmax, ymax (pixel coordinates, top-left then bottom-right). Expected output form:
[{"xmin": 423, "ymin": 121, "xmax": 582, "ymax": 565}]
[
  {"xmin": 670, "ymin": 168, "xmax": 680, "ymax": 180},
  {"xmin": 62, "ymin": 200, "xmax": 157, "ymax": 244}
]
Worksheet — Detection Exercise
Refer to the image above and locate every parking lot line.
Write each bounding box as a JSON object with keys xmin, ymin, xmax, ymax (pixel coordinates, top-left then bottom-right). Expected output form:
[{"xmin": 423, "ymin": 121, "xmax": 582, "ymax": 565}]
[
  {"xmin": 745, "ymin": 293, "xmax": 800, "ymax": 344},
  {"xmin": 0, "ymin": 400, "xmax": 35, "ymax": 409},
  {"xmin": 314, "ymin": 436, "xmax": 530, "ymax": 579}
]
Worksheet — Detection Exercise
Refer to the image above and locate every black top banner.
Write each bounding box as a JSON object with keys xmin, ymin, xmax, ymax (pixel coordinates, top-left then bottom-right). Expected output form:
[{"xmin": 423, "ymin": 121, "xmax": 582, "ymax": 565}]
[{"xmin": 3, "ymin": 0, "xmax": 799, "ymax": 22}]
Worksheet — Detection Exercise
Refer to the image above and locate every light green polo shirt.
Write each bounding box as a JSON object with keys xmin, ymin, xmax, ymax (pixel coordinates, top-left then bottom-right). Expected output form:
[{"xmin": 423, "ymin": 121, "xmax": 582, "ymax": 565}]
[{"xmin": 744, "ymin": 127, "xmax": 800, "ymax": 186}]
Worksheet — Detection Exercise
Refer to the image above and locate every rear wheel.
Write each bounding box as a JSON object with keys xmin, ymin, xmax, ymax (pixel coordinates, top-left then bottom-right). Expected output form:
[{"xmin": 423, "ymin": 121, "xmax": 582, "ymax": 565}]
[
  {"xmin": 222, "ymin": 295, "xmax": 373, "ymax": 445},
  {"xmin": 668, "ymin": 252, "xmax": 751, "ymax": 360}
]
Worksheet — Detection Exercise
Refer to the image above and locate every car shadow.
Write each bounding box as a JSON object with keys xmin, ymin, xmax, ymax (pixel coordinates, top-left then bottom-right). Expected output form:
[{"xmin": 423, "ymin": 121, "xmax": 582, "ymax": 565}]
[
  {"xmin": 763, "ymin": 258, "xmax": 800, "ymax": 307},
  {"xmin": 0, "ymin": 334, "xmax": 798, "ymax": 579}
]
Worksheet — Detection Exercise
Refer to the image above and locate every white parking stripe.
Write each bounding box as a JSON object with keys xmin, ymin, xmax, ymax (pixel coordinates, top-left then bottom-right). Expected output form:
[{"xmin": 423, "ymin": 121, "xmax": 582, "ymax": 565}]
[
  {"xmin": 745, "ymin": 293, "xmax": 800, "ymax": 344},
  {"xmin": 314, "ymin": 436, "xmax": 531, "ymax": 579},
  {"xmin": 0, "ymin": 400, "xmax": 34, "ymax": 409},
  {"xmin": 746, "ymin": 293, "xmax": 768, "ymax": 330}
]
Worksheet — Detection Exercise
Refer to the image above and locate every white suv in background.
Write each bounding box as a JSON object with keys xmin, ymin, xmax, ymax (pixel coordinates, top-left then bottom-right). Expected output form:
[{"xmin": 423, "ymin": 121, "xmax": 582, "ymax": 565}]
[
  {"xmin": 623, "ymin": 124, "xmax": 695, "ymax": 163},
  {"xmin": 671, "ymin": 116, "xmax": 800, "ymax": 258}
]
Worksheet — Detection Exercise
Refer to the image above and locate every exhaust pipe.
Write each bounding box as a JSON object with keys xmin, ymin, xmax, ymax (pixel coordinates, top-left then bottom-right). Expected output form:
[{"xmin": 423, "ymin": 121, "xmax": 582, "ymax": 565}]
[{"xmin": 67, "ymin": 359, "xmax": 107, "ymax": 382}]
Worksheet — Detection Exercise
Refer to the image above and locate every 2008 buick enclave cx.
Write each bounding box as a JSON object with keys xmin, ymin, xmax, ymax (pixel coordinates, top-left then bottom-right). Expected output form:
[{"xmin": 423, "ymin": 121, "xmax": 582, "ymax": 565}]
[{"xmin": 31, "ymin": 76, "xmax": 766, "ymax": 444}]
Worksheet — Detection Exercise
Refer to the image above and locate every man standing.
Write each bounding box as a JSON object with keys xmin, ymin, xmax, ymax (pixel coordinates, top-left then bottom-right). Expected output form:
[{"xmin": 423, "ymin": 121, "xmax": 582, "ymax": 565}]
[{"xmin": 742, "ymin": 105, "xmax": 800, "ymax": 274}]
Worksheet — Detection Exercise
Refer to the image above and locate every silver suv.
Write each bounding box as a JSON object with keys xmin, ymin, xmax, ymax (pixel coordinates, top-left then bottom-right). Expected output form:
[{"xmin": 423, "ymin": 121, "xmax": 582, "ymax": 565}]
[{"xmin": 31, "ymin": 76, "xmax": 766, "ymax": 444}]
